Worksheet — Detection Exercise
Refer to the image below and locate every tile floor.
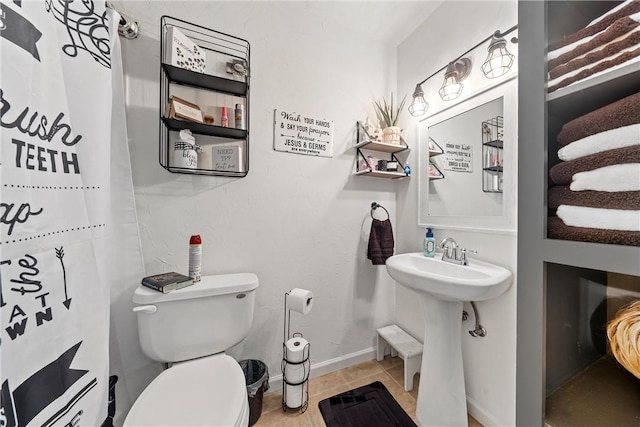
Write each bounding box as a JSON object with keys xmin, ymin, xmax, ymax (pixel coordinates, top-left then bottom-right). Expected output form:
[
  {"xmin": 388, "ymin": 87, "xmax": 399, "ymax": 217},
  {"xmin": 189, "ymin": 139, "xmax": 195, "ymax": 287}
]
[{"xmin": 254, "ymin": 356, "xmax": 483, "ymax": 427}]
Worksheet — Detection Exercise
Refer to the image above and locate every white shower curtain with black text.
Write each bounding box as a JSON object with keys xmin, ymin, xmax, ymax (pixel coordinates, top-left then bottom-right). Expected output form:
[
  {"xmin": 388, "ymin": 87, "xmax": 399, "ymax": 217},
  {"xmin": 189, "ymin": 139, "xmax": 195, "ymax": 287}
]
[{"xmin": 1, "ymin": 1, "xmax": 120, "ymax": 425}]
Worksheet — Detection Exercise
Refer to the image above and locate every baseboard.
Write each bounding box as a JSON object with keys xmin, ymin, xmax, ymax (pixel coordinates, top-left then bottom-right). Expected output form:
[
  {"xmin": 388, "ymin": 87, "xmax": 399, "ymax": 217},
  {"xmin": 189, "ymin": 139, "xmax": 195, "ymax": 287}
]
[
  {"xmin": 267, "ymin": 347, "xmax": 376, "ymax": 392},
  {"xmin": 466, "ymin": 395, "xmax": 503, "ymax": 427}
]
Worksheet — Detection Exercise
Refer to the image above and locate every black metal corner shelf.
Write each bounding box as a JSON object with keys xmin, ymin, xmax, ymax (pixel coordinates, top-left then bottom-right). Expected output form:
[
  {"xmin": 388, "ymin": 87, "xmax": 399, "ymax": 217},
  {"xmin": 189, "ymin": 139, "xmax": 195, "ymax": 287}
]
[{"xmin": 159, "ymin": 15, "xmax": 250, "ymax": 177}]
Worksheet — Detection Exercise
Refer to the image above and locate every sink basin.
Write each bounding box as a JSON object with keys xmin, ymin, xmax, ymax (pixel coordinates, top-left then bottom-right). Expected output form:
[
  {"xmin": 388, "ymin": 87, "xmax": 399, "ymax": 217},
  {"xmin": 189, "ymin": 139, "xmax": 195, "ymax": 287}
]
[
  {"xmin": 385, "ymin": 252, "xmax": 512, "ymax": 426},
  {"xmin": 385, "ymin": 252, "xmax": 512, "ymax": 302}
]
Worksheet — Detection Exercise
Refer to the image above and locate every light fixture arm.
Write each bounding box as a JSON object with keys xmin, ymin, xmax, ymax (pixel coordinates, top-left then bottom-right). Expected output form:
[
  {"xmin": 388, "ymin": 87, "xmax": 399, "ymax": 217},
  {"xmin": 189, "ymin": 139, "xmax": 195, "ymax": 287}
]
[{"xmin": 415, "ymin": 25, "xmax": 518, "ymax": 87}]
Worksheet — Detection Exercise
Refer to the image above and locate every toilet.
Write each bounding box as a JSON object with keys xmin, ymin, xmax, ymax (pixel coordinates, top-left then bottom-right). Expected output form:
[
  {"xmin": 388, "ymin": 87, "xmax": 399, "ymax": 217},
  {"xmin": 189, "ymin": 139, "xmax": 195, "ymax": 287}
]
[{"xmin": 124, "ymin": 273, "xmax": 259, "ymax": 426}]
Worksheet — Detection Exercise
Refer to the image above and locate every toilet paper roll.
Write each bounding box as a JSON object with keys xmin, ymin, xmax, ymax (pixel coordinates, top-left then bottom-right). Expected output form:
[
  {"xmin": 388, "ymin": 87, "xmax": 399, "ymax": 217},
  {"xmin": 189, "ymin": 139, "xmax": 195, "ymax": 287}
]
[
  {"xmin": 284, "ymin": 337, "xmax": 308, "ymax": 365},
  {"xmin": 287, "ymin": 288, "xmax": 313, "ymax": 315},
  {"xmin": 284, "ymin": 337, "xmax": 309, "ymax": 409},
  {"xmin": 285, "ymin": 381, "xmax": 308, "ymax": 409}
]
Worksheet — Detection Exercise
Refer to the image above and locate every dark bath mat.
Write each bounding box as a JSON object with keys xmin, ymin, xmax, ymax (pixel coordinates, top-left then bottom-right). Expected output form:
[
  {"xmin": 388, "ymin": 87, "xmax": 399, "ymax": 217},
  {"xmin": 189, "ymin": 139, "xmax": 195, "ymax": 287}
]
[{"xmin": 318, "ymin": 381, "xmax": 417, "ymax": 427}]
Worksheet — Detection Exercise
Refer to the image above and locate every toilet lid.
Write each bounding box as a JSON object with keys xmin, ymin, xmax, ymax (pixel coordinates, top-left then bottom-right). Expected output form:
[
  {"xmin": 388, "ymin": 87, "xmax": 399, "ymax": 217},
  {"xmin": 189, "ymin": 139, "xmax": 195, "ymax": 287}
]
[{"xmin": 124, "ymin": 355, "xmax": 247, "ymax": 426}]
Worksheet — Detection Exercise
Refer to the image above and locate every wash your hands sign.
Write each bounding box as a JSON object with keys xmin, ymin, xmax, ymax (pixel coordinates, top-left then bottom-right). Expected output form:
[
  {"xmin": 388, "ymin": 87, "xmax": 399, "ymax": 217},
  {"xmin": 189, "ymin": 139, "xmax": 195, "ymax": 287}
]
[
  {"xmin": 1, "ymin": 1, "xmax": 115, "ymax": 426},
  {"xmin": 273, "ymin": 109, "xmax": 334, "ymax": 158}
]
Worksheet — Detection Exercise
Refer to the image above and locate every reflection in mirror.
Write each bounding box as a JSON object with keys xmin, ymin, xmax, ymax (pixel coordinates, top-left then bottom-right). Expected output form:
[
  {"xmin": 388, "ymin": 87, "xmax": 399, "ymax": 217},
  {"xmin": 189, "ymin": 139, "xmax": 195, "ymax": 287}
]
[
  {"xmin": 417, "ymin": 77, "xmax": 517, "ymax": 232},
  {"xmin": 428, "ymin": 97, "xmax": 503, "ymax": 217}
]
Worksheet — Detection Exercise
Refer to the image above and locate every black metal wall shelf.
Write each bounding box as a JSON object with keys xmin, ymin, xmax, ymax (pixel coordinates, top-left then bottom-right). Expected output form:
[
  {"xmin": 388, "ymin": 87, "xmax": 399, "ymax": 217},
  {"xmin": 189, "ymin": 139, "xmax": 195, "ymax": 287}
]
[
  {"xmin": 162, "ymin": 64, "xmax": 247, "ymax": 96},
  {"xmin": 483, "ymin": 139, "xmax": 503, "ymax": 149},
  {"xmin": 482, "ymin": 116, "xmax": 503, "ymax": 193},
  {"xmin": 162, "ymin": 118, "xmax": 247, "ymax": 139},
  {"xmin": 159, "ymin": 15, "xmax": 250, "ymax": 177}
]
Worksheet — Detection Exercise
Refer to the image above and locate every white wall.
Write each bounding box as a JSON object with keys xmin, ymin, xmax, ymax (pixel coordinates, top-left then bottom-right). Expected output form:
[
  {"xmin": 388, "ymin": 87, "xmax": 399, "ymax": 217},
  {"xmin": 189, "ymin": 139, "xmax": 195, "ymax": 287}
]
[
  {"xmin": 396, "ymin": 2, "xmax": 518, "ymax": 426},
  {"xmin": 109, "ymin": 1, "xmax": 403, "ymax": 423}
]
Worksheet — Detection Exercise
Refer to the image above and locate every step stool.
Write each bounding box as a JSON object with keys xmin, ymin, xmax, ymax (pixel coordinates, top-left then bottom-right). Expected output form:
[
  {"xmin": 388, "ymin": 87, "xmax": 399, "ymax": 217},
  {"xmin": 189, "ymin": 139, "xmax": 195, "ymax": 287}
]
[{"xmin": 376, "ymin": 324, "xmax": 423, "ymax": 391}]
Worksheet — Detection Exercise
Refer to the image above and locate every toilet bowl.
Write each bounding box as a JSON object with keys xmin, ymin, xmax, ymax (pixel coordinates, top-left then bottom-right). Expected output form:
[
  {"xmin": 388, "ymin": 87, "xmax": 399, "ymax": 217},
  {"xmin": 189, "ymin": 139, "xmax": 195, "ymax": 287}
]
[
  {"xmin": 123, "ymin": 354, "xmax": 249, "ymax": 426},
  {"xmin": 125, "ymin": 273, "xmax": 259, "ymax": 426}
]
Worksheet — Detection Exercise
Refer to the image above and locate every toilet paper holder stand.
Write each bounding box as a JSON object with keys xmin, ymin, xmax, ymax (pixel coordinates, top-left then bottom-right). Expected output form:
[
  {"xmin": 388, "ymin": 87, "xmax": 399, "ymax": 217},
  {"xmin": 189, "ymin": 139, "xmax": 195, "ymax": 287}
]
[{"xmin": 281, "ymin": 291, "xmax": 311, "ymax": 413}]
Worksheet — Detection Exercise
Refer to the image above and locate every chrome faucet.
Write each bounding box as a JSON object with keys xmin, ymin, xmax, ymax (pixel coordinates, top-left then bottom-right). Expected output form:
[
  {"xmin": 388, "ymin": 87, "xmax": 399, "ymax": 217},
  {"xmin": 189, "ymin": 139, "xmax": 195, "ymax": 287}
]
[{"xmin": 439, "ymin": 237, "xmax": 476, "ymax": 266}]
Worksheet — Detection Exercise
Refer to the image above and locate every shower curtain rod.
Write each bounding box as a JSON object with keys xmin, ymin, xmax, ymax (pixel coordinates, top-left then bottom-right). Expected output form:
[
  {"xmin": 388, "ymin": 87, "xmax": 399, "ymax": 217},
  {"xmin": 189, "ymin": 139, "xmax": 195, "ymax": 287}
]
[{"xmin": 106, "ymin": 2, "xmax": 139, "ymax": 39}]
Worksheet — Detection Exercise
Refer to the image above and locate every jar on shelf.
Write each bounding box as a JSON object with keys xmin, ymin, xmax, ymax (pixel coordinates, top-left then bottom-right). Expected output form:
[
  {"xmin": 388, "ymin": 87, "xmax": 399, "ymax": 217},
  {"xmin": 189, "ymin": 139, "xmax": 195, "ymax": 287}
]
[{"xmin": 174, "ymin": 129, "xmax": 200, "ymax": 169}]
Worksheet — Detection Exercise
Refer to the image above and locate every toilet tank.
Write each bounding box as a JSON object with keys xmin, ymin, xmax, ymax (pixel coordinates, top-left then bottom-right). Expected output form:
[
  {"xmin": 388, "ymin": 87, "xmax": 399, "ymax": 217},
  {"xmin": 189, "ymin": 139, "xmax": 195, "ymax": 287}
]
[{"xmin": 133, "ymin": 273, "xmax": 259, "ymax": 363}]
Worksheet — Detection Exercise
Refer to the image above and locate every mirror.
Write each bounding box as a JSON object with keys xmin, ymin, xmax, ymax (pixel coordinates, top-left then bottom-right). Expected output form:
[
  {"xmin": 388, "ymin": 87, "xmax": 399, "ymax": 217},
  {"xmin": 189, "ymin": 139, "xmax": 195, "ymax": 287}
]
[
  {"xmin": 418, "ymin": 78, "xmax": 517, "ymax": 232},
  {"xmin": 428, "ymin": 97, "xmax": 503, "ymax": 216}
]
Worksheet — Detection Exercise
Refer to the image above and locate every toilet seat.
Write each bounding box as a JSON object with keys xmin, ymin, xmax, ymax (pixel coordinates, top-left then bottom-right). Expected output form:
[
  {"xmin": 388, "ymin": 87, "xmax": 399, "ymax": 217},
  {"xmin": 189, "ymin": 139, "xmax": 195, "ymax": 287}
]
[{"xmin": 124, "ymin": 354, "xmax": 248, "ymax": 426}]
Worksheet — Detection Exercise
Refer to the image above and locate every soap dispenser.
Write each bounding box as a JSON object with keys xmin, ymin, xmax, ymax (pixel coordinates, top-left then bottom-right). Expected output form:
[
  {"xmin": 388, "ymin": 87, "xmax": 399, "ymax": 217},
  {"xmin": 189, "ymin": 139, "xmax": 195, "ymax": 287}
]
[{"xmin": 424, "ymin": 228, "xmax": 436, "ymax": 257}]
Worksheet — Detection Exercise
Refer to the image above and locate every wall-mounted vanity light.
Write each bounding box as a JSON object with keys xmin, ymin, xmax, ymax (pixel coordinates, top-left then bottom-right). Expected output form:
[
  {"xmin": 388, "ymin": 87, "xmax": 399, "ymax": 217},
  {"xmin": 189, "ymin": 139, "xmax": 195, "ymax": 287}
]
[
  {"xmin": 438, "ymin": 58, "xmax": 471, "ymax": 101},
  {"xmin": 408, "ymin": 25, "xmax": 517, "ymax": 117},
  {"xmin": 481, "ymin": 32, "xmax": 516, "ymax": 78},
  {"xmin": 408, "ymin": 84, "xmax": 428, "ymax": 116}
]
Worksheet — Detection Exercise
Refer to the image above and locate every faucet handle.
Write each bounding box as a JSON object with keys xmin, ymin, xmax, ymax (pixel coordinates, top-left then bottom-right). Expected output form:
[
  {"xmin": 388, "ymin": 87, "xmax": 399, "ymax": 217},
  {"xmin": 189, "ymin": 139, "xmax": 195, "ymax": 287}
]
[{"xmin": 459, "ymin": 248, "xmax": 477, "ymax": 265}]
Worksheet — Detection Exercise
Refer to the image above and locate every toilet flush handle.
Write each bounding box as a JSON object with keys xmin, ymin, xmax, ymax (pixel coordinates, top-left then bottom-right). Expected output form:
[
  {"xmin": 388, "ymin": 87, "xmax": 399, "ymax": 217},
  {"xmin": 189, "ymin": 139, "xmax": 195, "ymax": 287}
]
[{"xmin": 133, "ymin": 305, "xmax": 157, "ymax": 314}]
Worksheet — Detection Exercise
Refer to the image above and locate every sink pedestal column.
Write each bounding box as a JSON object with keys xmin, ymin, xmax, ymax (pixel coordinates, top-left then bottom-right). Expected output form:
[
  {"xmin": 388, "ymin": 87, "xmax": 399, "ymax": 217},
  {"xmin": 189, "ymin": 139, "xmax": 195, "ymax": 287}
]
[{"xmin": 417, "ymin": 295, "xmax": 468, "ymax": 427}]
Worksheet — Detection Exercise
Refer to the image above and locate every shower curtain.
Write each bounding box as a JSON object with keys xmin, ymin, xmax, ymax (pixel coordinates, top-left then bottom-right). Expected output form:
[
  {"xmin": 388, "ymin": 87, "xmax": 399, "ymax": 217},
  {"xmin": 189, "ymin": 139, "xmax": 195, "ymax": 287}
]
[{"xmin": 1, "ymin": 1, "xmax": 130, "ymax": 425}]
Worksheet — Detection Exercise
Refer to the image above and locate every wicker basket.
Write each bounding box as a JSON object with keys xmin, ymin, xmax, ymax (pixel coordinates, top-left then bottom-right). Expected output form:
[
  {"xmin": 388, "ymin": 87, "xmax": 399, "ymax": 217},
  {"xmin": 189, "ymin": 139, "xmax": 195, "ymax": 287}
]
[{"xmin": 606, "ymin": 299, "xmax": 640, "ymax": 379}]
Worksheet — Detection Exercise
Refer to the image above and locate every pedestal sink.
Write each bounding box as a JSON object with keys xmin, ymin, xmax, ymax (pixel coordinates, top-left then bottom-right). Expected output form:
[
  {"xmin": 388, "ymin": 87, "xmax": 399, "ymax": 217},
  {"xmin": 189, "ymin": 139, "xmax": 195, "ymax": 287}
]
[{"xmin": 385, "ymin": 252, "xmax": 512, "ymax": 427}]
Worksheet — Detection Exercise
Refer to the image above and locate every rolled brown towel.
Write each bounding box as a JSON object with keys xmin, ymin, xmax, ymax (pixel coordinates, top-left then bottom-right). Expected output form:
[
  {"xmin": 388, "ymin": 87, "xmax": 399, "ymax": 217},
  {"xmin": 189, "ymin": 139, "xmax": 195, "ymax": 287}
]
[
  {"xmin": 549, "ymin": 0, "xmax": 640, "ymax": 51},
  {"xmin": 548, "ymin": 15, "xmax": 640, "ymax": 72},
  {"xmin": 548, "ymin": 215, "xmax": 640, "ymax": 246},
  {"xmin": 548, "ymin": 185, "xmax": 640, "ymax": 210},
  {"xmin": 556, "ymin": 92, "xmax": 640, "ymax": 146},
  {"xmin": 549, "ymin": 24, "xmax": 640, "ymax": 79},
  {"xmin": 548, "ymin": 47, "xmax": 640, "ymax": 93}
]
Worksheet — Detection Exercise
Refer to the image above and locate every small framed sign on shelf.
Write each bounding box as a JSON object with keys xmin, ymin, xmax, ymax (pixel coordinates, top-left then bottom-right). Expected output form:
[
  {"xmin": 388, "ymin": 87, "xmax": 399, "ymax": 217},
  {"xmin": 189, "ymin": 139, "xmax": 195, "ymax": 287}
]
[{"xmin": 168, "ymin": 96, "xmax": 203, "ymax": 123}]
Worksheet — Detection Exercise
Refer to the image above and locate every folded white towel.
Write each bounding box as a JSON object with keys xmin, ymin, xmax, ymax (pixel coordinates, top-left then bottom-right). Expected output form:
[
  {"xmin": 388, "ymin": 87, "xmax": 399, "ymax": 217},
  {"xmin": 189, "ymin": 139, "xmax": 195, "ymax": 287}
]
[
  {"xmin": 558, "ymin": 124, "xmax": 640, "ymax": 161},
  {"xmin": 557, "ymin": 205, "xmax": 640, "ymax": 231},
  {"xmin": 570, "ymin": 163, "xmax": 640, "ymax": 192}
]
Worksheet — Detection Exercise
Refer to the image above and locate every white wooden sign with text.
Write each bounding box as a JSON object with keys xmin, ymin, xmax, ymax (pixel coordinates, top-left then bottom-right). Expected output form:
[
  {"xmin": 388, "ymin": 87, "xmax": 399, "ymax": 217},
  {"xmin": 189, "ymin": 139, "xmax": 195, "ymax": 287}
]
[{"xmin": 273, "ymin": 109, "xmax": 334, "ymax": 158}]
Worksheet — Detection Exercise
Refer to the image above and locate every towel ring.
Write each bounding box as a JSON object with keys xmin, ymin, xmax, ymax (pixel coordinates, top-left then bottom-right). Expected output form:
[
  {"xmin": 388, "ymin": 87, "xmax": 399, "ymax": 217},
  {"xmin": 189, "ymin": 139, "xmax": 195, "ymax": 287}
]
[{"xmin": 371, "ymin": 202, "xmax": 389, "ymax": 220}]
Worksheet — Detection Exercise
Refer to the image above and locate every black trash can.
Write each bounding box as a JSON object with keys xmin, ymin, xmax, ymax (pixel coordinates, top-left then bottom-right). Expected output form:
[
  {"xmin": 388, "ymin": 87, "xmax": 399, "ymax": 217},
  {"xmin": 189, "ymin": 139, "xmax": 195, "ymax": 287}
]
[{"xmin": 239, "ymin": 359, "xmax": 269, "ymax": 426}]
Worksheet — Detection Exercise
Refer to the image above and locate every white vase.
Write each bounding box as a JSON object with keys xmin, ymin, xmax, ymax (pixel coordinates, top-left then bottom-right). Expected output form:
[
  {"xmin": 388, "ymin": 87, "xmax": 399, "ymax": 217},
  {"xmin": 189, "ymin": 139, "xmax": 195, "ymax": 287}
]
[{"xmin": 382, "ymin": 126, "xmax": 402, "ymax": 144}]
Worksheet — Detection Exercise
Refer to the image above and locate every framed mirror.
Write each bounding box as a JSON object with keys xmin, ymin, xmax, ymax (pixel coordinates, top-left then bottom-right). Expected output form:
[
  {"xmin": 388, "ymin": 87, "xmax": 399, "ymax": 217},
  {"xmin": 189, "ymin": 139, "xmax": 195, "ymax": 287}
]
[{"xmin": 418, "ymin": 78, "xmax": 517, "ymax": 232}]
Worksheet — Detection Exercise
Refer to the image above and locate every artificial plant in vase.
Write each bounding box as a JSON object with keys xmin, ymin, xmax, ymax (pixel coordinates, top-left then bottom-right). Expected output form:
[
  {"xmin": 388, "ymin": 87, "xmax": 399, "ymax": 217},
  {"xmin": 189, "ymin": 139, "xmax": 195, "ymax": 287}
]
[{"xmin": 374, "ymin": 93, "xmax": 407, "ymax": 144}]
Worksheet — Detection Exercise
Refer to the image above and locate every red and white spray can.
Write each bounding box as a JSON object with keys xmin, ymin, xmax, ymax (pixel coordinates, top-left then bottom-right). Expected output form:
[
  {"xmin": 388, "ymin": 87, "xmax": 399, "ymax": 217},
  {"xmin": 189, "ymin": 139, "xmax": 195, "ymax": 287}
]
[{"xmin": 189, "ymin": 235, "xmax": 202, "ymax": 282}]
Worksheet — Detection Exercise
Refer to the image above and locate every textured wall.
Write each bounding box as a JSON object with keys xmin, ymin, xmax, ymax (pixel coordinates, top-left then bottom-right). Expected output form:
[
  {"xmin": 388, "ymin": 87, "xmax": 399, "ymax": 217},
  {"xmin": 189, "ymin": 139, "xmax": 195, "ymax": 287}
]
[{"xmin": 109, "ymin": 1, "xmax": 402, "ymax": 423}]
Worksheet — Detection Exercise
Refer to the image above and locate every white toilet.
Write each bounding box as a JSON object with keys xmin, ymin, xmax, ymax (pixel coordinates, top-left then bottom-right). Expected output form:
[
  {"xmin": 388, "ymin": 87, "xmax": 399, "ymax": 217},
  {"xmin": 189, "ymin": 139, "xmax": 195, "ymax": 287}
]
[{"xmin": 124, "ymin": 273, "xmax": 259, "ymax": 427}]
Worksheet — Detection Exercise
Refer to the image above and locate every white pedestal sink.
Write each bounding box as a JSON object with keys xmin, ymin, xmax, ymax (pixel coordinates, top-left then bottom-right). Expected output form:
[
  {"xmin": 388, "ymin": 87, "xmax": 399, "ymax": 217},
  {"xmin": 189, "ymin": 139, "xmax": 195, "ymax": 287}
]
[{"xmin": 385, "ymin": 252, "xmax": 512, "ymax": 427}]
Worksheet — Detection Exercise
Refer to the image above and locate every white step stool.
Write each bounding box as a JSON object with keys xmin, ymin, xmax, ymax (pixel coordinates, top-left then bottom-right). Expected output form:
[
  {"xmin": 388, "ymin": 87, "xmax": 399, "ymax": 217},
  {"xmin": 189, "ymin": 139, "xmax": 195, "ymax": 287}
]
[{"xmin": 376, "ymin": 324, "xmax": 423, "ymax": 391}]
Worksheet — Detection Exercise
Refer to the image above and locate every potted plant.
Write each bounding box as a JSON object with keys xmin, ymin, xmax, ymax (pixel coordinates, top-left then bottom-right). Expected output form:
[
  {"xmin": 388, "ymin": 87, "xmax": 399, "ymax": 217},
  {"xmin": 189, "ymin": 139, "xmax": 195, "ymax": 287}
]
[{"xmin": 374, "ymin": 93, "xmax": 407, "ymax": 144}]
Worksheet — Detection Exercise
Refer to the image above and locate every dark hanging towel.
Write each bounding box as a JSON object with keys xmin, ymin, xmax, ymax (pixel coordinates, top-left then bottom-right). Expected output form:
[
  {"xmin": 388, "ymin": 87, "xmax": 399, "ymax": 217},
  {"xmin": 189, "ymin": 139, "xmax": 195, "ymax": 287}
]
[{"xmin": 367, "ymin": 219, "xmax": 395, "ymax": 265}]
